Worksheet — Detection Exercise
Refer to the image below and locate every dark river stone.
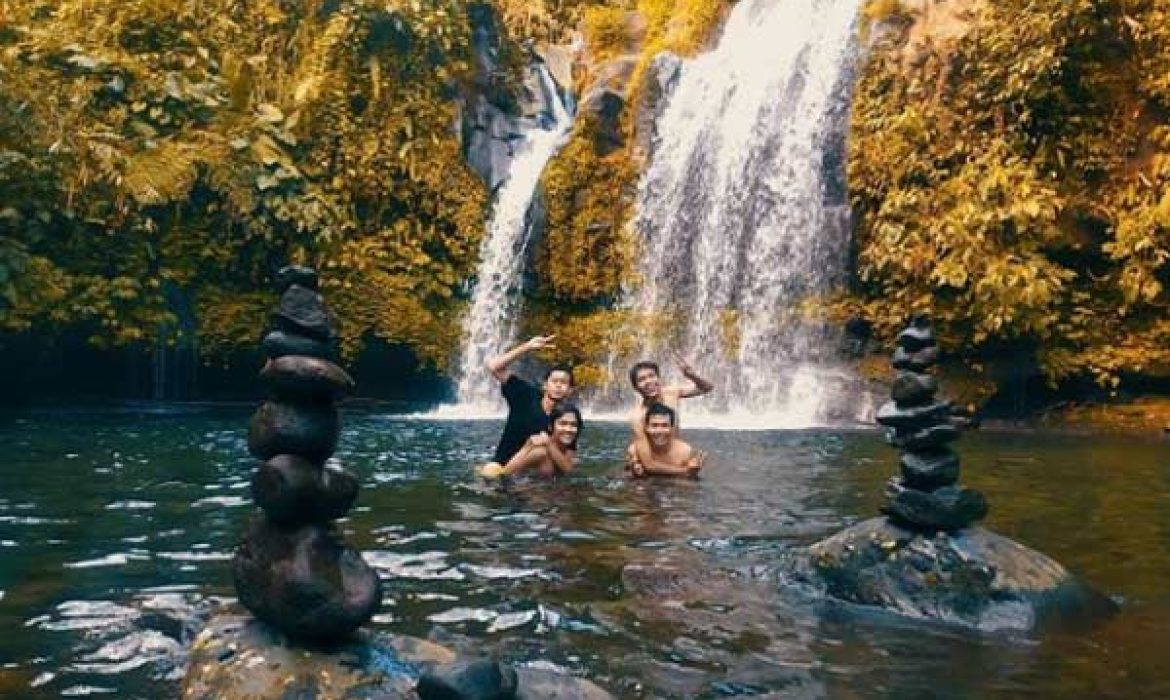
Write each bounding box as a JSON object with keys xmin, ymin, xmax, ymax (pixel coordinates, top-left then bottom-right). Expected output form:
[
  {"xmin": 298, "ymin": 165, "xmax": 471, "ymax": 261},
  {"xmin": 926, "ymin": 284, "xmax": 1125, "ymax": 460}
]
[
  {"xmin": 892, "ymin": 423, "xmax": 960, "ymax": 451},
  {"xmin": 251, "ymin": 456, "xmax": 359, "ymax": 525},
  {"xmin": 890, "ymin": 371, "xmax": 938, "ymax": 406},
  {"xmin": 876, "ymin": 400, "xmax": 953, "ymax": 430},
  {"xmin": 892, "ymin": 346, "xmax": 941, "ymax": 371},
  {"xmin": 899, "ymin": 448, "xmax": 960, "ymax": 489},
  {"xmin": 275, "ymin": 284, "xmax": 333, "ymax": 341},
  {"xmin": 261, "ymin": 329, "xmax": 336, "ymax": 360},
  {"xmin": 417, "ymin": 659, "xmax": 518, "ymax": 700},
  {"xmin": 896, "ymin": 325, "xmax": 936, "ymax": 351},
  {"xmin": 260, "ymin": 355, "xmax": 355, "ymax": 400},
  {"xmin": 882, "ymin": 483, "xmax": 988, "ymax": 531},
  {"xmin": 231, "ymin": 518, "xmax": 381, "ymax": 643},
  {"xmin": 276, "ymin": 264, "xmax": 319, "ymax": 292},
  {"xmin": 247, "ymin": 400, "xmax": 339, "ymax": 462},
  {"xmin": 789, "ymin": 517, "xmax": 1118, "ymax": 632}
]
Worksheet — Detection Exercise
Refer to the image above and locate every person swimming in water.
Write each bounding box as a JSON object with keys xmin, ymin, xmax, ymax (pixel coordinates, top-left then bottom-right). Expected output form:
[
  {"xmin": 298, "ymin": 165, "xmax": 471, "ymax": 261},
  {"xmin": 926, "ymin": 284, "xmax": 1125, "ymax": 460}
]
[
  {"xmin": 475, "ymin": 335, "xmax": 574, "ymax": 476},
  {"xmin": 627, "ymin": 352, "xmax": 713, "ymax": 471},
  {"xmin": 479, "ymin": 402, "xmax": 581, "ymax": 479},
  {"xmin": 627, "ymin": 403, "xmax": 705, "ymax": 478}
]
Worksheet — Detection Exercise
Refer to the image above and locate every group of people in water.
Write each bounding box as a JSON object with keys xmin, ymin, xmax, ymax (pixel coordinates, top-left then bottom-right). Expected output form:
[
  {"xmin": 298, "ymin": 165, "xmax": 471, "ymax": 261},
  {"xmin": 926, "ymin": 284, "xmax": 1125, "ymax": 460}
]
[{"xmin": 476, "ymin": 335, "xmax": 713, "ymax": 480}]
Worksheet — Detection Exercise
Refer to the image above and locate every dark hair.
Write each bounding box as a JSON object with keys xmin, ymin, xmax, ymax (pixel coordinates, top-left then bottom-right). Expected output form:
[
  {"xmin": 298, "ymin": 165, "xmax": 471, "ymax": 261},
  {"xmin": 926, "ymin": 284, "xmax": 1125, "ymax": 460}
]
[
  {"xmin": 543, "ymin": 364, "xmax": 575, "ymax": 386},
  {"xmin": 629, "ymin": 360, "xmax": 660, "ymax": 388},
  {"xmin": 643, "ymin": 402, "xmax": 676, "ymax": 427},
  {"xmin": 548, "ymin": 401, "xmax": 582, "ymax": 450}
]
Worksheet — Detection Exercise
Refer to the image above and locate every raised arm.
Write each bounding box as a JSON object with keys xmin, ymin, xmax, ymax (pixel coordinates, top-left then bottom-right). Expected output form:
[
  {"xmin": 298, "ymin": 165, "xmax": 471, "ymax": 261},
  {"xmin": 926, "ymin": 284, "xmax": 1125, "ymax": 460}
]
[
  {"xmin": 486, "ymin": 335, "xmax": 556, "ymax": 382},
  {"xmin": 671, "ymin": 351, "xmax": 713, "ymax": 398}
]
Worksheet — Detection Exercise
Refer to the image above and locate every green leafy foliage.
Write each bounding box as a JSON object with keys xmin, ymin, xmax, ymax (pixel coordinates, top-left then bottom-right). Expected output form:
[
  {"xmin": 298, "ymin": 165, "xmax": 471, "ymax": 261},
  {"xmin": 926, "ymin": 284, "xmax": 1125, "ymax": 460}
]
[
  {"xmin": 847, "ymin": 0, "xmax": 1170, "ymax": 387},
  {"xmin": 0, "ymin": 0, "xmax": 488, "ymax": 365}
]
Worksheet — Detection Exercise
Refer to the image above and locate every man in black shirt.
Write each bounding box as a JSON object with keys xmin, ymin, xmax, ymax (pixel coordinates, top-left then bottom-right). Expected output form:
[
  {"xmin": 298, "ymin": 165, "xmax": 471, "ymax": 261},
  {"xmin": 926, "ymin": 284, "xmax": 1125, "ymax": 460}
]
[{"xmin": 477, "ymin": 335, "xmax": 574, "ymax": 476}]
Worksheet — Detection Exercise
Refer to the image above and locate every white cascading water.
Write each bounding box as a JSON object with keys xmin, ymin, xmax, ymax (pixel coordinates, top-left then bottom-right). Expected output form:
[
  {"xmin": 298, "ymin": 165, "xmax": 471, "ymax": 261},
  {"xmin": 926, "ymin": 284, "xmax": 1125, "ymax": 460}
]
[
  {"xmin": 613, "ymin": 0, "xmax": 865, "ymax": 428},
  {"xmin": 449, "ymin": 66, "xmax": 573, "ymax": 413}
]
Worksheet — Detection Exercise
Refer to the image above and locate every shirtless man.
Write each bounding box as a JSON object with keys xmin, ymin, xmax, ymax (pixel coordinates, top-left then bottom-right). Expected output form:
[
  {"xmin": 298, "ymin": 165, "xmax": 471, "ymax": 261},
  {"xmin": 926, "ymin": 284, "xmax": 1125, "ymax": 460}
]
[
  {"xmin": 627, "ymin": 352, "xmax": 713, "ymax": 469},
  {"xmin": 628, "ymin": 403, "xmax": 705, "ymax": 478}
]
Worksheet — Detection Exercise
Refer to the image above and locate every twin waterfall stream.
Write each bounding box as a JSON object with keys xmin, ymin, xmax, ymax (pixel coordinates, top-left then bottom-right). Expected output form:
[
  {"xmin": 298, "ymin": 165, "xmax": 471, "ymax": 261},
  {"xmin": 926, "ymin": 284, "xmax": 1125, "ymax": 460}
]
[{"xmin": 452, "ymin": 0, "xmax": 866, "ymax": 427}]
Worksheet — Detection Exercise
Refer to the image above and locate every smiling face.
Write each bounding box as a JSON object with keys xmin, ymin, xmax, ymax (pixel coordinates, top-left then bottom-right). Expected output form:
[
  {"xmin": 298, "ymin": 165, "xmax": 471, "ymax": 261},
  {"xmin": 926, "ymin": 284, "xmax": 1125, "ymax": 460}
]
[
  {"xmin": 543, "ymin": 370, "xmax": 574, "ymax": 401},
  {"xmin": 645, "ymin": 413, "xmax": 673, "ymax": 448},
  {"xmin": 633, "ymin": 367, "xmax": 661, "ymax": 400},
  {"xmin": 551, "ymin": 412, "xmax": 579, "ymax": 447}
]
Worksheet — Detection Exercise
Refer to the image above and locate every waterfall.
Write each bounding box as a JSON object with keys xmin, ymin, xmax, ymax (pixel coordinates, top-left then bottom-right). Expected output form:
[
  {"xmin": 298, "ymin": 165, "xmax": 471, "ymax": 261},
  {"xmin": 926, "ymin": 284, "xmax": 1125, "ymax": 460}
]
[
  {"xmin": 617, "ymin": 0, "xmax": 865, "ymax": 428},
  {"xmin": 452, "ymin": 65, "xmax": 573, "ymax": 411}
]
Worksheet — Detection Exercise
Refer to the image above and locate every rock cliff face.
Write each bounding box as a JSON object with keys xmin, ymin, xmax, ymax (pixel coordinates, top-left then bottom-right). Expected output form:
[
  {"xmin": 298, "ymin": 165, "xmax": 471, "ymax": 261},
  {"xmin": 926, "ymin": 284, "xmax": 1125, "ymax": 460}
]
[{"xmin": 461, "ymin": 5, "xmax": 575, "ymax": 192}]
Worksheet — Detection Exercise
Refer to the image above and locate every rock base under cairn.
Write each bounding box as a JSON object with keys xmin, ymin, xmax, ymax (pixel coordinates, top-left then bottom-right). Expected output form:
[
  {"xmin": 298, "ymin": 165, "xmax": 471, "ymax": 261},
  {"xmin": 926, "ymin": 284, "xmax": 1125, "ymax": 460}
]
[
  {"xmin": 182, "ymin": 614, "xmax": 615, "ymax": 700},
  {"xmin": 787, "ymin": 517, "xmax": 1116, "ymax": 632},
  {"xmin": 232, "ymin": 518, "xmax": 382, "ymax": 644}
]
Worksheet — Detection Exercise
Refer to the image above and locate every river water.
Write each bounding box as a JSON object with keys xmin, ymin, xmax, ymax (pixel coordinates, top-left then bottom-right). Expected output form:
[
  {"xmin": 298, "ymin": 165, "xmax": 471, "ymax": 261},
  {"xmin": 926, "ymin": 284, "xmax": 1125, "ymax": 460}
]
[{"xmin": 1, "ymin": 405, "xmax": 1168, "ymax": 698}]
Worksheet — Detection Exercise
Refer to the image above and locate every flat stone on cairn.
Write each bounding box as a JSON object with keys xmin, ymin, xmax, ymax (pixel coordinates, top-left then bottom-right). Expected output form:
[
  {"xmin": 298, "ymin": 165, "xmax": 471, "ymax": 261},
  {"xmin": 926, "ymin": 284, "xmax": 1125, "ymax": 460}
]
[
  {"xmin": 783, "ymin": 315, "xmax": 1115, "ymax": 631},
  {"xmin": 232, "ymin": 265, "xmax": 381, "ymax": 644}
]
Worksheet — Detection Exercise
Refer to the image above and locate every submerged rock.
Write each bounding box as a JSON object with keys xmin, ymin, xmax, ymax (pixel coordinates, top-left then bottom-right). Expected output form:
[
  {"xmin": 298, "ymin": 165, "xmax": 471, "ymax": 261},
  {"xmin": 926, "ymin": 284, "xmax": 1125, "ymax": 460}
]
[
  {"xmin": 786, "ymin": 518, "xmax": 1116, "ymax": 632},
  {"xmin": 417, "ymin": 659, "xmax": 518, "ymax": 700},
  {"xmin": 183, "ymin": 614, "xmax": 615, "ymax": 700}
]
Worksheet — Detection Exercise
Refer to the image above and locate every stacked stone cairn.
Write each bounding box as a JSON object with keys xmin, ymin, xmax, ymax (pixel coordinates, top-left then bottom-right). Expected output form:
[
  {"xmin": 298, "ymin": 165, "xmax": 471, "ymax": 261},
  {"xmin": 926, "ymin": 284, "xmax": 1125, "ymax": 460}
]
[
  {"xmin": 875, "ymin": 315, "xmax": 988, "ymax": 532},
  {"xmin": 232, "ymin": 265, "xmax": 382, "ymax": 644}
]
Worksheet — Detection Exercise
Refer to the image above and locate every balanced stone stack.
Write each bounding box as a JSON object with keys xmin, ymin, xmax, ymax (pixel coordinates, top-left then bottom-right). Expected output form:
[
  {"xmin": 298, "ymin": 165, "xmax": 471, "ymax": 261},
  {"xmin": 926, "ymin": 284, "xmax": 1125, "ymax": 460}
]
[
  {"xmin": 232, "ymin": 265, "xmax": 382, "ymax": 643},
  {"xmin": 875, "ymin": 315, "xmax": 988, "ymax": 532}
]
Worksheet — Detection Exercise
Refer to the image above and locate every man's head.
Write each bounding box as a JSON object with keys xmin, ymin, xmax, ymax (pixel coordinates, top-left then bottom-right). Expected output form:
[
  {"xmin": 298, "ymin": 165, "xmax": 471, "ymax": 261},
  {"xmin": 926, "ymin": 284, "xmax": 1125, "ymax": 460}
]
[
  {"xmin": 629, "ymin": 360, "xmax": 661, "ymax": 399},
  {"xmin": 542, "ymin": 364, "xmax": 575, "ymax": 401},
  {"xmin": 548, "ymin": 401, "xmax": 582, "ymax": 449},
  {"xmin": 643, "ymin": 402, "xmax": 675, "ymax": 448}
]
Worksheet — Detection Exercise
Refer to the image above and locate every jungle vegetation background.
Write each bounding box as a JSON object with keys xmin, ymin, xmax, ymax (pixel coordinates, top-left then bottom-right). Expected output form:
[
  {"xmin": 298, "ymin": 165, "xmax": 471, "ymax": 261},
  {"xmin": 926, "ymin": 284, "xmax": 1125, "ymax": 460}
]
[{"xmin": 1, "ymin": 0, "xmax": 1169, "ymax": 411}]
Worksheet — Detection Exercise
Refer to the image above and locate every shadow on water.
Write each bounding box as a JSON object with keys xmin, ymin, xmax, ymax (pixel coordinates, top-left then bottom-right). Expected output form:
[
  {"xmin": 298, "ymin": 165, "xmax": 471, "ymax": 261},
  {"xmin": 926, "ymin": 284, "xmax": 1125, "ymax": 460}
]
[{"xmin": 1, "ymin": 405, "xmax": 1168, "ymax": 698}]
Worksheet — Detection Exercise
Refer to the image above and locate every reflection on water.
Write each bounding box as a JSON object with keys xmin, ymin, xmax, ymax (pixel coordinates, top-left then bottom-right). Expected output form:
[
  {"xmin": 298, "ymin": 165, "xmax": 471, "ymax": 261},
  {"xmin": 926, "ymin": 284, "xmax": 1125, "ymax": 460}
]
[{"xmin": 1, "ymin": 406, "xmax": 1169, "ymax": 698}]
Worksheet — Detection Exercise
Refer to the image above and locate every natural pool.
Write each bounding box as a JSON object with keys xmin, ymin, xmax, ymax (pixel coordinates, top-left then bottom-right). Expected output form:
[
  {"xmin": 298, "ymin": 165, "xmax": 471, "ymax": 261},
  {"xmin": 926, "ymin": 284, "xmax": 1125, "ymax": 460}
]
[{"xmin": 1, "ymin": 405, "xmax": 1168, "ymax": 698}]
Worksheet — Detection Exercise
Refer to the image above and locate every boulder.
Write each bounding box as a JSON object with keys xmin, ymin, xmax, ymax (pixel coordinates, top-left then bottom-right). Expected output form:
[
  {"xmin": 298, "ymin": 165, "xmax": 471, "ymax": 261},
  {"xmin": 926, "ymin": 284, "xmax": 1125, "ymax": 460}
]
[
  {"xmin": 899, "ymin": 449, "xmax": 960, "ymax": 489},
  {"xmin": 788, "ymin": 517, "xmax": 1117, "ymax": 632},
  {"xmin": 232, "ymin": 518, "xmax": 382, "ymax": 643},
  {"xmin": 890, "ymin": 371, "xmax": 938, "ymax": 406},
  {"xmin": 261, "ymin": 329, "xmax": 335, "ymax": 360},
  {"xmin": 275, "ymin": 284, "xmax": 333, "ymax": 341},
  {"xmin": 247, "ymin": 400, "xmax": 339, "ymax": 463},
  {"xmin": 181, "ymin": 614, "xmax": 453, "ymax": 699},
  {"xmin": 276, "ymin": 265, "xmax": 318, "ymax": 292},
  {"xmin": 417, "ymin": 659, "xmax": 518, "ymax": 700},
  {"xmin": 875, "ymin": 400, "xmax": 952, "ymax": 429},
  {"xmin": 183, "ymin": 615, "xmax": 617, "ymax": 700},
  {"xmin": 882, "ymin": 483, "xmax": 988, "ymax": 531},
  {"xmin": 892, "ymin": 345, "xmax": 941, "ymax": 371},
  {"xmin": 260, "ymin": 355, "xmax": 355, "ymax": 399}
]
